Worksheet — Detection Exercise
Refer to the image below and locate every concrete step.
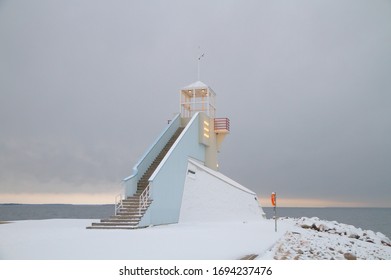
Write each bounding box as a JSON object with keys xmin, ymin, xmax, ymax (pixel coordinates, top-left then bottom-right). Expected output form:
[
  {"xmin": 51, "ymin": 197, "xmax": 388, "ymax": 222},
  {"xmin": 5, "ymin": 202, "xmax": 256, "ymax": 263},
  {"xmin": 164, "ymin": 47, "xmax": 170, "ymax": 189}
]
[
  {"xmin": 239, "ymin": 254, "xmax": 259, "ymax": 260},
  {"xmin": 109, "ymin": 215, "xmax": 143, "ymax": 219},
  {"xmin": 117, "ymin": 207, "xmax": 146, "ymax": 212},
  {"xmin": 121, "ymin": 200, "xmax": 140, "ymax": 203},
  {"xmin": 87, "ymin": 225, "xmax": 138, "ymax": 230},
  {"xmin": 120, "ymin": 204, "xmax": 140, "ymax": 209},
  {"xmin": 92, "ymin": 221, "xmax": 139, "ymax": 226},
  {"xmin": 119, "ymin": 203, "xmax": 152, "ymax": 209},
  {"xmin": 116, "ymin": 209, "xmax": 145, "ymax": 214},
  {"xmin": 138, "ymin": 180, "xmax": 149, "ymax": 185},
  {"xmin": 122, "ymin": 197, "xmax": 151, "ymax": 202},
  {"xmin": 116, "ymin": 209, "xmax": 147, "ymax": 213},
  {"xmin": 122, "ymin": 196, "xmax": 141, "ymax": 201},
  {"xmin": 118, "ymin": 203, "xmax": 148, "ymax": 208},
  {"xmin": 121, "ymin": 200, "xmax": 141, "ymax": 204},
  {"xmin": 123, "ymin": 196, "xmax": 151, "ymax": 200},
  {"xmin": 117, "ymin": 207, "xmax": 147, "ymax": 212},
  {"xmin": 117, "ymin": 207, "xmax": 140, "ymax": 212},
  {"xmin": 121, "ymin": 202, "xmax": 141, "ymax": 206},
  {"xmin": 102, "ymin": 218, "xmax": 140, "ymax": 223},
  {"xmin": 120, "ymin": 203, "xmax": 140, "ymax": 207}
]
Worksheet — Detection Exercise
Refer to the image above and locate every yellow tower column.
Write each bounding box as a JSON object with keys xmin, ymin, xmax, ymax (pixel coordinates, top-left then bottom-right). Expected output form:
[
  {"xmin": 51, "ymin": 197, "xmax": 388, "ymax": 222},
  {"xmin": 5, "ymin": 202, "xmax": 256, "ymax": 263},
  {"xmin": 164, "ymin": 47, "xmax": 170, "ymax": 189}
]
[{"xmin": 180, "ymin": 81, "xmax": 230, "ymax": 171}]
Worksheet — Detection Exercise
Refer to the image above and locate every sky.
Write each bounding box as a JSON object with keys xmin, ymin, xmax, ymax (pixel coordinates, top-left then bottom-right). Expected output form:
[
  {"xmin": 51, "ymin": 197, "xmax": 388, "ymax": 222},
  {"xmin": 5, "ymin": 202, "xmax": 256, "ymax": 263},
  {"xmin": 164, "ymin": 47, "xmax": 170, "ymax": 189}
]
[{"xmin": 1, "ymin": 0, "xmax": 390, "ymax": 207}]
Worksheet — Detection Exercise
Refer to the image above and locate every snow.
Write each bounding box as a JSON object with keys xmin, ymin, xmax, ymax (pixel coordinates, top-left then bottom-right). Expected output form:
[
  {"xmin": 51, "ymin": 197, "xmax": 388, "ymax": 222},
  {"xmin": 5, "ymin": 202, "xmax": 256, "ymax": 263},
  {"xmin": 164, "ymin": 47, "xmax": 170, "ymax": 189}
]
[
  {"xmin": 261, "ymin": 217, "xmax": 391, "ymax": 260},
  {"xmin": 1, "ymin": 217, "xmax": 390, "ymax": 260},
  {"xmin": 182, "ymin": 81, "xmax": 209, "ymax": 90}
]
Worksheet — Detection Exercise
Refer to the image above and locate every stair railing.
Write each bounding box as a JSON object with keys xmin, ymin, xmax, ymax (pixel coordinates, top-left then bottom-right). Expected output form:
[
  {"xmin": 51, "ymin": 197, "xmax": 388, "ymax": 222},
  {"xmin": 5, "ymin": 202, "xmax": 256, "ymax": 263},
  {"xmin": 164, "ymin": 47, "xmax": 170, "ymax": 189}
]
[
  {"xmin": 114, "ymin": 193, "xmax": 123, "ymax": 215},
  {"xmin": 138, "ymin": 183, "xmax": 151, "ymax": 216}
]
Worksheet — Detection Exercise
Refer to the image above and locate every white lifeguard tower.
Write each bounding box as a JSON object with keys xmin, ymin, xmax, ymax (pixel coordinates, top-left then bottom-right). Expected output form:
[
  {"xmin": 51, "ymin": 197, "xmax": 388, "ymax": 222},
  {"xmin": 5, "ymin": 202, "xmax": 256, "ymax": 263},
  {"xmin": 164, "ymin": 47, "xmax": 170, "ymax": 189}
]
[
  {"xmin": 88, "ymin": 80, "xmax": 265, "ymax": 229},
  {"xmin": 180, "ymin": 81, "xmax": 216, "ymax": 118}
]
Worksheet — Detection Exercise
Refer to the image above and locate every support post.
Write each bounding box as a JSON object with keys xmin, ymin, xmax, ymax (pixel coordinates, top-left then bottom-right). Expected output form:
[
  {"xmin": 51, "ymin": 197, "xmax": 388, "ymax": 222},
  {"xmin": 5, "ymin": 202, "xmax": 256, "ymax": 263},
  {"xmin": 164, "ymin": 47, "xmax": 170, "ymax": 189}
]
[
  {"xmin": 271, "ymin": 192, "xmax": 277, "ymax": 232},
  {"xmin": 274, "ymin": 201, "xmax": 277, "ymax": 232}
]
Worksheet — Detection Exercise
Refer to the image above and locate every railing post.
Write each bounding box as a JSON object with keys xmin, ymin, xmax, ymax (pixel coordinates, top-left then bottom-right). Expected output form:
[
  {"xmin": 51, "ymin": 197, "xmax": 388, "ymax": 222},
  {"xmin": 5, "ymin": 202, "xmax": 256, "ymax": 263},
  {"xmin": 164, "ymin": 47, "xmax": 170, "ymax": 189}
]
[
  {"xmin": 114, "ymin": 193, "xmax": 123, "ymax": 215},
  {"xmin": 138, "ymin": 184, "xmax": 151, "ymax": 216}
]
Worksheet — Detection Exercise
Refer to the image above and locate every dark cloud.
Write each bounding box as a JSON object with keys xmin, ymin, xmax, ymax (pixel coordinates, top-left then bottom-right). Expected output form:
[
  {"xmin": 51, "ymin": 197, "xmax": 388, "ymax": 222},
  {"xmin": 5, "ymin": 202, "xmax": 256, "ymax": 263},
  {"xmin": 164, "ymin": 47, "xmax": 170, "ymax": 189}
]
[{"xmin": 1, "ymin": 0, "xmax": 390, "ymax": 206}]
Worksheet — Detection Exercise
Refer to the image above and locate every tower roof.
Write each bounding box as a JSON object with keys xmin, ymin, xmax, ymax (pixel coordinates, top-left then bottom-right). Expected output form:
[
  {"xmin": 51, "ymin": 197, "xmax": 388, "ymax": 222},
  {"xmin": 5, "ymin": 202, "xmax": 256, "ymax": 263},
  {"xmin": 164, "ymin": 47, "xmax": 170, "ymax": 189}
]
[{"xmin": 182, "ymin": 81, "xmax": 210, "ymax": 90}]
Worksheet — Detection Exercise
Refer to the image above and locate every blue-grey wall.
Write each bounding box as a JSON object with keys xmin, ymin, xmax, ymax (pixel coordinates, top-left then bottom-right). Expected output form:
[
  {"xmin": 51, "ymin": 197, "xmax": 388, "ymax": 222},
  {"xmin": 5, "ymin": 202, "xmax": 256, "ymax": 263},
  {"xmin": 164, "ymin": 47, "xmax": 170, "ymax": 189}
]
[
  {"xmin": 122, "ymin": 114, "xmax": 181, "ymax": 197},
  {"xmin": 140, "ymin": 113, "xmax": 205, "ymax": 226}
]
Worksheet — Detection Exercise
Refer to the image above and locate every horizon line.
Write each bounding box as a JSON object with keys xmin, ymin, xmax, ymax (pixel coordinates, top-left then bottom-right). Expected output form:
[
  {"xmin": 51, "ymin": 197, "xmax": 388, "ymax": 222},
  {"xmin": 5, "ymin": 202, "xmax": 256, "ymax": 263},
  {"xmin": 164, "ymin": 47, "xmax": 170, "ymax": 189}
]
[{"xmin": 0, "ymin": 192, "xmax": 390, "ymax": 208}]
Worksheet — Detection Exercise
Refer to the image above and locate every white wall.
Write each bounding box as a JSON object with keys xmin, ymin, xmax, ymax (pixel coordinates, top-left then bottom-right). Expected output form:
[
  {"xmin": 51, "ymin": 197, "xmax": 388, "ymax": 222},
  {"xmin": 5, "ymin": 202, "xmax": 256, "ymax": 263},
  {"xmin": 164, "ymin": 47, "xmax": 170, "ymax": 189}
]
[{"xmin": 179, "ymin": 159, "xmax": 265, "ymax": 223}]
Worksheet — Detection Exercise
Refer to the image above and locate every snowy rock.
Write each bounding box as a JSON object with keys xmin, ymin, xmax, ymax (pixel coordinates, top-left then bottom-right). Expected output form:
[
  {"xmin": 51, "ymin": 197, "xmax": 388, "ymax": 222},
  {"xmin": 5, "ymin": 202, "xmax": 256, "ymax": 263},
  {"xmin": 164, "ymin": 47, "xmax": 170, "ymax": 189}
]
[
  {"xmin": 343, "ymin": 252, "xmax": 357, "ymax": 260},
  {"xmin": 301, "ymin": 224, "xmax": 311, "ymax": 229},
  {"xmin": 267, "ymin": 217, "xmax": 391, "ymax": 260},
  {"xmin": 349, "ymin": 234, "xmax": 360, "ymax": 239}
]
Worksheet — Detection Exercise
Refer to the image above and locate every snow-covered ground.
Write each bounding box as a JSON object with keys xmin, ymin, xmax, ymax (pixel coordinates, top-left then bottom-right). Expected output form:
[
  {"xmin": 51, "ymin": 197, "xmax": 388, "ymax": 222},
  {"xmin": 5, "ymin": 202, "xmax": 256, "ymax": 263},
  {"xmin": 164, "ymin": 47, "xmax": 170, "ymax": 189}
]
[
  {"xmin": 0, "ymin": 219, "xmax": 290, "ymax": 259},
  {"xmin": 0, "ymin": 217, "xmax": 390, "ymax": 260}
]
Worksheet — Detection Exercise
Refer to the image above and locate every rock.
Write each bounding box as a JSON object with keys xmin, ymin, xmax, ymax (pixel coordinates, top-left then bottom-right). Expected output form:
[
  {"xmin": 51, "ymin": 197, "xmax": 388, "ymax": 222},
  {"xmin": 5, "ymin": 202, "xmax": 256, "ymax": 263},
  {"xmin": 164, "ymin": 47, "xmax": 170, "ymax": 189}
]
[
  {"xmin": 297, "ymin": 249, "xmax": 304, "ymax": 254},
  {"xmin": 311, "ymin": 224, "xmax": 319, "ymax": 231},
  {"xmin": 301, "ymin": 224, "xmax": 311, "ymax": 229},
  {"xmin": 318, "ymin": 224, "xmax": 329, "ymax": 232},
  {"xmin": 329, "ymin": 247, "xmax": 335, "ymax": 251},
  {"xmin": 349, "ymin": 234, "xmax": 360, "ymax": 239},
  {"xmin": 344, "ymin": 253, "xmax": 357, "ymax": 260}
]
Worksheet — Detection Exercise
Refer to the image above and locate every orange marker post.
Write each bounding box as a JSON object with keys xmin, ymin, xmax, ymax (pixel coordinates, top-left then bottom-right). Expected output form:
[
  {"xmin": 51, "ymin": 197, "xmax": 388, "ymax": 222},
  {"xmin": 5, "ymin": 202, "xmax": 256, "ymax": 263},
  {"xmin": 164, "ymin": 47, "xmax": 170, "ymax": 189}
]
[{"xmin": 271, "ymin": 192, "xmax": 277, "ymax": 232}]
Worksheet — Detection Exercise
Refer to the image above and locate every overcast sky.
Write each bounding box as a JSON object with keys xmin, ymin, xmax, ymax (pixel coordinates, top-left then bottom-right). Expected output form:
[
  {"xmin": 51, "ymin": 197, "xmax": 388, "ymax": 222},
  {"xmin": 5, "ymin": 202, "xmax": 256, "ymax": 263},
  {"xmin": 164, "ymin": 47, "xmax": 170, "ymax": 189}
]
[{"xmin": 1, "ymin": 0, "xmax": 390, "ymax": 206}]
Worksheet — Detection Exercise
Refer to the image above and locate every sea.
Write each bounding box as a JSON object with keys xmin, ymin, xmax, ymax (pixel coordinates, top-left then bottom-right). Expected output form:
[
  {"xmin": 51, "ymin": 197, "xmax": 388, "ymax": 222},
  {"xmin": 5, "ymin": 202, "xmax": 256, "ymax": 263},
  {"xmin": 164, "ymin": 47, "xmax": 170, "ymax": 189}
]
[{"xmin": 0, "ymin": 204, "xmax": 390, "ymax": 238}]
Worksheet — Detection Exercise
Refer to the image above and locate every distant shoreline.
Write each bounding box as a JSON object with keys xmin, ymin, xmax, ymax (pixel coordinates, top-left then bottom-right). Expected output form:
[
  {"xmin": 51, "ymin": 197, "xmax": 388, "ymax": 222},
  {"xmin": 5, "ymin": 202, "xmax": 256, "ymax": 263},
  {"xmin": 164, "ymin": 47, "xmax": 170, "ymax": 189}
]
[
  {"xmin": 1, "ymin": 204, "xmax": 390, "ymax": 238},
  {"xmin": 1, "ymin": 203, "xmax": 390, "ymax": 208}
]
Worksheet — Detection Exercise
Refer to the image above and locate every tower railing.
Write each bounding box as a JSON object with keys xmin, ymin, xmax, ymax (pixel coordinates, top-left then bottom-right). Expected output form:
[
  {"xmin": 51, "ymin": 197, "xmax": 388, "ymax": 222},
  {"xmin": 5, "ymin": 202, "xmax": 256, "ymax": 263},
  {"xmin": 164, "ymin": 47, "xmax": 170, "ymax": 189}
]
[{"xmin": 214, "ymin": 118, "xmax": 230, "ymax": 132}]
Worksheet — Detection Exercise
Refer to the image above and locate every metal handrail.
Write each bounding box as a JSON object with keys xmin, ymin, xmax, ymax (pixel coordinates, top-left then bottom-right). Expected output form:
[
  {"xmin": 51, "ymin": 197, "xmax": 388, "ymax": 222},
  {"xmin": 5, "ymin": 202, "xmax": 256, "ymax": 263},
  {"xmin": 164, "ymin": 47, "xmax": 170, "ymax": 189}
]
[
  {"xmin": 114, "ymin": 193, "xmax": 123, "ymax": 215},
  {"xmin": 138, "ymin": 184, "xmax": 151, "ymax": 216}
]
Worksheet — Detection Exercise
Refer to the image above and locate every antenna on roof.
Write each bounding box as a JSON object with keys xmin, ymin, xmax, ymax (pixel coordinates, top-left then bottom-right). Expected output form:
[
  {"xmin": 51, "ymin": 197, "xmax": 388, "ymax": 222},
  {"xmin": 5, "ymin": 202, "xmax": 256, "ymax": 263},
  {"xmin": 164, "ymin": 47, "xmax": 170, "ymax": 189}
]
[{"xmin": 197, "ymin": 46, "xmax": 205, "ymax": 81}]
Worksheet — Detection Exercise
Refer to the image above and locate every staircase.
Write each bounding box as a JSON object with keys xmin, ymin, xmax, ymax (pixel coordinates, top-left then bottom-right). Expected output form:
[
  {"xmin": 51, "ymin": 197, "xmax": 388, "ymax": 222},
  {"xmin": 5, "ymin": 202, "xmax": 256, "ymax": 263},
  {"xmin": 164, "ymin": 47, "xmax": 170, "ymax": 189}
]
[{"xmin": 87, "ymin": 127, "xmax": 184, "ymax": 229}]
